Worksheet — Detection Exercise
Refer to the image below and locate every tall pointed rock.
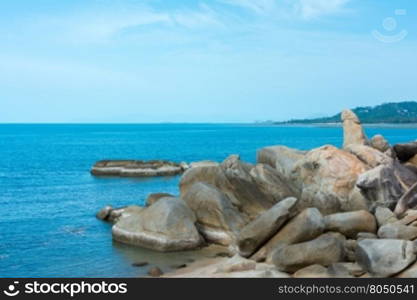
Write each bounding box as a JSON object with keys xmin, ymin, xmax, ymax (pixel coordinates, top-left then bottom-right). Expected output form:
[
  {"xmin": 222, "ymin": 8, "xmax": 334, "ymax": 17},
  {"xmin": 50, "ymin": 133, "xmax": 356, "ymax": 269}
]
[{"xmin": 342, "ymin": 109, "xmax": 367, "ymax": 148}]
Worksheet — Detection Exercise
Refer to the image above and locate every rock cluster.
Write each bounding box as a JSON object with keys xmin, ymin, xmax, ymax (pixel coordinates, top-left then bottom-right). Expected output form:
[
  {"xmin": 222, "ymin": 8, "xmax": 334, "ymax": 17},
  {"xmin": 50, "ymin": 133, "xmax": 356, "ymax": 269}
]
[{"xmin": 96, "ymin": 109, "xmax": 417, "ymax": 278}]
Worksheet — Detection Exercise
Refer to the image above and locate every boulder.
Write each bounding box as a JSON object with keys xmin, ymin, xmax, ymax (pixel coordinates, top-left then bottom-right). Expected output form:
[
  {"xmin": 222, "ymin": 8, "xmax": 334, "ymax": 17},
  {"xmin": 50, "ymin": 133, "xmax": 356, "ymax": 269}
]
[
  {"xmin": 328, "ymin": 262, "xmax": 365, "ymax": 277},
  {"xmin": 393, "ymin": 142, "xmax": 417, "ymax": 162},
  {"xmin": 249, "ymin": 164, "xmax": 298, "ymax": 202},
  {"xmin": 272, "ymin": 233, "xmax": 345, "ymax": 273},
  {"xmin": 256, "ymin": 145, "xmax": 305, "ymax": 178},
  {"xmin": 180, "ymin": 155, "xmax": 281, "ymax": 219},
  {"xmin": 357, "ymin": 232, "xmax": 378, "ymax": 240},
  {"xmin": 355, "ymin": 239, "xmax": 416, "ymax": 277},
  {"xmin": 293, "ymin": 265, "xmax": 332, "ymax": 278},
  {"xmin": 214, "ymin": 255, "xmax": 256, "ymax": 273},
  {"xmin": 345, "ymin": 144, "xmax": 390, "ymax": 168},
  {"xmin": 292, "ymin": 145, "xmax": 368, "ymax": 214},
  {"xmin": 370, "ymin": 135, "xmax": 390, "ymax": 152},
  {"xmin": 344, "ymin": 239, "xmax": 357, "ymax": 262},
  {"xmin": 97, "ymin": 205, "xmax": 144, "ymax": 223},
  {"xmin": 357, "ymin": 161, "xmax": 417, "ymax": 211},
  {"xmin": 323, "ymin": 210, "xmax": 377, "ymax": 238},
  {"xmin": 112, "ymin": 198, "xmax": 202, "ymax": 252},
  {"xmin": 377, "ymin": 223, "xmax": 417, "ymax": 240},
  {"xmin": 146, "ymin": 193, "xmax": 175, "ymax": 206},
  {"xmin": 189, "ymin": 161, "xmax": 219, "ymax": 168},
  {"xmin": 96, "ymin": 206, "xmax": 113, "ymax": 221},
  {"xmin": 91, "ymin": 160, "xmax": 185, "ymax": 177},
  {"xmin": 237, "ymin": 197, "xmax": 298, "ymax": 257},
  {"xmin": 181, "ymin": 182, "xmax": 247, "ymax": 246},
  {"xmin": 342, "ymin": 109, "xmax": 368, "ymax": 148},
  {"xmin": 252, "ymin": 208, "xmax": 325, "ymax": 263},
  {"xmin": 396, "ymin": 210, "xmax": 417, "ymax": 225},
  {"xmin": 396, "ymin": 261, "xmax": 417, "ymax": 278},
  {"xmin": 394, "ymin": 182, "xmax": 417, "ymax": 216},
  {"xmin": 374, "ymin": 207, "xmax": 398, "ymax": 227}
]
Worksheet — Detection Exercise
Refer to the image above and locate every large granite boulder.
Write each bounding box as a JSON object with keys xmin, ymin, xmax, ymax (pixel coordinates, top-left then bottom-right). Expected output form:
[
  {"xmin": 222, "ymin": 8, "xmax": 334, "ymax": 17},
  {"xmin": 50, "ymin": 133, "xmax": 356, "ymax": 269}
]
[
  {"xmin": 272, "ymin": 233, "xmax": 345, "ymax": 273},
  {"xmin": 256, "ymin": 145, "xmax": 306, "ymax": 178},
  {"xmin": 323, "ymin": 210, "xmax": 377, "ymax": 238},
  {"xmin": 357, "ymin": 161, "xmax": 417, "ymax": 211},
  {"xmin": 112, "ymin": 198, "xmax": 202, "ymax": 252},
  {"xmin": 180, "ymin": 155, "xmax": 287, "ymax": 219},
  {"xmin": 91, "ymin": 160, "xmax": 185, "ymax": 177},
  {"xmin": 249, "ymin": 164, "xmax": 298, "ymax": 202},
  {"xmin": 237, "ymin": 197, "xmax": 298, "ymax": 257},
  {"xmin": 370, "ymin": 135, "xmax": 390, "ymax": 152},
  {"xmin": 356, "ymin": 239, "xmax": 416, "ymax": 277},
  {"xmin": 292, "ymin": 145, "xmax": 368, "ymax": 214},
  {"xmin": 377, "ymin": 223, "xmax": 417, "ymax": 240},
  {"xmin": 252, "ymin": 208, "xmax": 325, "ymax": 263},
  {"xmin": 181, "ymin": 182, "xmax": 247, "ymax": 247},
  {"xmin": 342, "ymin": 109, "xmax": 368, "ymax": 148}
]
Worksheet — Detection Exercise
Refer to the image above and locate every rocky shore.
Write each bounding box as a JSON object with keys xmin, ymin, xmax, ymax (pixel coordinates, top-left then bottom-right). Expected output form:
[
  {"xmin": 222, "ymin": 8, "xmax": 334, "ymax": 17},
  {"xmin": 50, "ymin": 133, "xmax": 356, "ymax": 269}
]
[{"xmin": 96, "ymin": 110, "xmax": 417, "ymax": 278}]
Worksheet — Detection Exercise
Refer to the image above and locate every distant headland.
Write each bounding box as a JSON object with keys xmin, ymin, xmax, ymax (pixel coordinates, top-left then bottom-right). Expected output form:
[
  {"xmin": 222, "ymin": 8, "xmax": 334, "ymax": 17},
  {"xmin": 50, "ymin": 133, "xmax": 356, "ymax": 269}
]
[{"xmin": 276, "ymin": 101, "xmax": 417, "ymax": 125}]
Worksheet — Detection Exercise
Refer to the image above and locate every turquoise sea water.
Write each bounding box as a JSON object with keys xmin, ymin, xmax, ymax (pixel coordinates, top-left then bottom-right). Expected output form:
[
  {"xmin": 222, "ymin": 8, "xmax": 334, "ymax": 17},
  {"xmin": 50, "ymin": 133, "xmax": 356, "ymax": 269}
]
[{"xmin": 1, "ymin": 123, "xmax": 417, "ymax": 278}]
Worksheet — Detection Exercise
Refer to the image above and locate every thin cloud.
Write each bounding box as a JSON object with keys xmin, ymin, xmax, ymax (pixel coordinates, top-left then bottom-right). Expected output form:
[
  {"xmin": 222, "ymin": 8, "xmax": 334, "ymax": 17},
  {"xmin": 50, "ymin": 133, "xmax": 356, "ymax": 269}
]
[{"xmin": 293, "ymin": 0, "xmax": 351, "ymax": 19}]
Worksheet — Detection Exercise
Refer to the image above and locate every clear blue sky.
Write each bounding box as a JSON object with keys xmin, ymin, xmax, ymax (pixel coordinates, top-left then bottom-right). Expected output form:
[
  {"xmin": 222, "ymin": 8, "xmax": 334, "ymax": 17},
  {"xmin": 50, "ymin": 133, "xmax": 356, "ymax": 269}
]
[{"xmin": 1, "ymin": 0, "xmax": 416, "ymax": 123}]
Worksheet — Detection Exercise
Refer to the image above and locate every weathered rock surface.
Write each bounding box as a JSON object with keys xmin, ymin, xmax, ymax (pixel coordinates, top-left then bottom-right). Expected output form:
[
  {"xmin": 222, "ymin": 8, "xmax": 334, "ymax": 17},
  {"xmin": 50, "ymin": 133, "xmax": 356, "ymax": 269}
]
[
  {"xmin": 249, "ymin": 164, "xmax": 298, "ymax": 202},
  {"xmin": 256, "ymin": 145, "xmax": 306, "ymax": 178},
  {"xmin": 181, "ymin": 182, "xmax": 247, "ymax": 246},
  {"xmin": 356, "ymin": 239, "xmax": 416, "ymax": 277},
  {"xmin": 96, "ymin": 205, "xmax": 144, "ymax": 223},
  {"xmin": 345, "ymin": 144, "xmax": 390, "ymax": 168},
  {"xmin": 237, "ymin": 197, "xmax": 298, "ymax": 257},
  {"xmin": 393, "ymin": 142, "xmax": 417, "ymax": 163},
  {"xmin": 292, "ymin": 145, "xmax": 368, "ymax": 214},
  {"xmin": 323, "ymin": 210, "xmax": 377, "ymax": 238},
  {"xmin": 328, "ymin": 262, "xmax": 365, "ymax": 277},
  {"xmin": 357, "ymin": 161, "xmax": 417, "ymax": 210},
  {"xmin": 180, "ymin": 155, "xmax": 285, "ymax": 219},
  {"xmin": 395, "ymin": 182, "xmax": 417, "ymax": 216},
  {"xmin": 342, "ymin": 109, "xmax": 368, "ymax": 148},
  {"xmin": 189, "ymin": 161, "xmax": 219, "ymax": 168},
  {"xmin": 272, "ymin": 233, "xmax": 345, "ymax": 273},
  {"xmin": 293, "ymin": 265, "xmax": 332, "ymax": 278},
  {"xmin": 374, "ymin": 207, "xmax": 398, "ymax": 227},
  {"xmin": 91, "ymin": 160, "xmax": 185, "ymax": 177},
  {"xmin": 377, "ymin": 223, "xmax": 417, "ymax": 240},
  {"xmin": 252, "ymin": 208, "xmax": 325, "ymax": 263},
  {"xmin": 396, "ymin": 261, "xmax": 417, "ymax": 278},
  {"xmin": 96, "ymin": 205, "xmax": 113, "ymax": 220},
  {"xmin": 146, "ymin": 193, "xmax": 175, "ymax": 206},
  {"xmin": 370, "ymin": 134, "xmax": 390, "ymax": 152},
  {"xmin": 112, "ymin": 198, "xmax": 202, "ymax": 251},
  {"xmin": 165, "ymin": 257, "xmax": 290, "ymax": 278}
]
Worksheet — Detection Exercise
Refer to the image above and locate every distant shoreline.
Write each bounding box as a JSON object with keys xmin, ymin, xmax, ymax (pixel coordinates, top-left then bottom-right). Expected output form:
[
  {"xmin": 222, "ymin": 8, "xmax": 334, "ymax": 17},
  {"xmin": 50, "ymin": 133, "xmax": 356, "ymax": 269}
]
[{"xmin": 266, "ymin": 122, "xmax": 417, "ymax": 128}]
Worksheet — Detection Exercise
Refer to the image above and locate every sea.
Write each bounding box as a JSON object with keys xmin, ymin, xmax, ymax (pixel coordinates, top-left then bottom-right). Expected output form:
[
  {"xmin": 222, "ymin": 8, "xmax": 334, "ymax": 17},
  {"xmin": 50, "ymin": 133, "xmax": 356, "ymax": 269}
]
[{"xmin": 1, "ymin": 123, "xmax": 417, "ymax": 278}]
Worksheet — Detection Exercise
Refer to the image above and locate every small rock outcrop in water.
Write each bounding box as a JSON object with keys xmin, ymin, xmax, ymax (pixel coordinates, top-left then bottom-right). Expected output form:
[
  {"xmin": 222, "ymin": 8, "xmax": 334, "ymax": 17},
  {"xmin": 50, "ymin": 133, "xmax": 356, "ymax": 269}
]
[
  {"xmin": 97, "ymin": 109, "xmax": 417, "ymax": 278},
  {"xmin": 91, "ymin": 160, "xmax": 187, "ymax": 177}
]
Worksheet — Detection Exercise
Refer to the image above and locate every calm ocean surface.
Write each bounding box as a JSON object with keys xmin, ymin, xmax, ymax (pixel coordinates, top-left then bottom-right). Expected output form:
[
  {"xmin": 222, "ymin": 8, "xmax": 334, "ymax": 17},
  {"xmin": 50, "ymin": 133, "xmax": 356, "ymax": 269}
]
[{"xmin": 1, "ymin": 123, "xmax": 417, "ymax": 278}]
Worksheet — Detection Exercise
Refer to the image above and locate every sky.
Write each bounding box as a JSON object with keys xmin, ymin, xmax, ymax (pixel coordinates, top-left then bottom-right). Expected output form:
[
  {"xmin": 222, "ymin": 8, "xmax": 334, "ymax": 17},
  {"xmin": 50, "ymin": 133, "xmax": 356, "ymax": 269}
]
[{"xmin": 1, "ymin": 0, "xmax": 417, "ymax": 123}]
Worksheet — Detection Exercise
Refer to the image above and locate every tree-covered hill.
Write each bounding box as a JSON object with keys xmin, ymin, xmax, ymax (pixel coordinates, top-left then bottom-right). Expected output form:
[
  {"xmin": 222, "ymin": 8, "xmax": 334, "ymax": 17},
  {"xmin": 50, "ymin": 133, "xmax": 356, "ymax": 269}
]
[{"xmin": 277, "ymin": 101, "xmax": 417, "ymax": 124}]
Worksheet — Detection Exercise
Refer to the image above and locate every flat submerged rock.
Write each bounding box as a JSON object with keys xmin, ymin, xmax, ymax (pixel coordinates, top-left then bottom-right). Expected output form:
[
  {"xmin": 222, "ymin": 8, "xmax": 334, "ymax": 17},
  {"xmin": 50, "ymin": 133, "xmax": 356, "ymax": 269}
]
[{"xmin": 91, "ymin": 159, "xmax": 187, "ymax": 177}]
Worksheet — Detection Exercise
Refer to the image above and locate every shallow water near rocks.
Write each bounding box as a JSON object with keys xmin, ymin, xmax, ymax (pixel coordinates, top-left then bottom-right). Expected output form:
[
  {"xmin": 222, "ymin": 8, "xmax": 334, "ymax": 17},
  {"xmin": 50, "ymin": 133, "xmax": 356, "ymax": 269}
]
[{"xmin": 1, "ymin": 123, "xmax": 417, "ymax": 277}]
